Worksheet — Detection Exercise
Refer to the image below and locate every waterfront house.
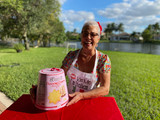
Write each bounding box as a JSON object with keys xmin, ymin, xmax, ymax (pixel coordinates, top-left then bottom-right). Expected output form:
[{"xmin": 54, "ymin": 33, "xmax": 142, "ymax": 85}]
[{"xmin": 109, "ymin": 32, "xmax": 131, "ymax": 41}]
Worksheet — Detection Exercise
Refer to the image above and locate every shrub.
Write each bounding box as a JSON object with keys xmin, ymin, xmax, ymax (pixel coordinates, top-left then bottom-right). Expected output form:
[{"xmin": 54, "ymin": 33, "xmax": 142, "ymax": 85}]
[{"xmin": 13, "ymin": 43, "xmax": 25, "ymax": 53}]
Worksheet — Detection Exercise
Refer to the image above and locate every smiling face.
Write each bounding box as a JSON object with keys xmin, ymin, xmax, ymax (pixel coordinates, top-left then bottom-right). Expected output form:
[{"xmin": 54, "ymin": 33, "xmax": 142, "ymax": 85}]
[{"xmin": 81, "ymin": 25, "xmax": 100, "ymax": 51}]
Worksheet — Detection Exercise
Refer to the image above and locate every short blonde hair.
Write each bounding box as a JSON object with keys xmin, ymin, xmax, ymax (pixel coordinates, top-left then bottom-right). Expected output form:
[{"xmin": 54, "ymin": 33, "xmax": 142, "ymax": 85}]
[{"xmin": 81, "ymin": 21, "xmax": 101, "ymax": 36}]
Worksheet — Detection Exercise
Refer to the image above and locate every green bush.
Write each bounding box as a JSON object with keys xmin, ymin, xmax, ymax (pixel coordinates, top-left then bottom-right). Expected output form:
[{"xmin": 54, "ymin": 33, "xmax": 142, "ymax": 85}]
[{"xmin": 13, "ymin": 44, "xmax": 25, "ymax": 53}]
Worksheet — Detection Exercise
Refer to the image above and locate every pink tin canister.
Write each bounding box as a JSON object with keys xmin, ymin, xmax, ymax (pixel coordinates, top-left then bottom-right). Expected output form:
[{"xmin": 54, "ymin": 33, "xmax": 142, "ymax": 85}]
[{"xmin": 35, "ymin": 68, "xmax": 69, "ymax": 110}]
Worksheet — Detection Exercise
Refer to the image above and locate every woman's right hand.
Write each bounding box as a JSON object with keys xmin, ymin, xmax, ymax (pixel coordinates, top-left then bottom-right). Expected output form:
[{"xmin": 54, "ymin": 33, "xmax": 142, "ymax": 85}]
[{"xmin": 30, "ymin": 85, "xmax": 37, "ymax": 103}]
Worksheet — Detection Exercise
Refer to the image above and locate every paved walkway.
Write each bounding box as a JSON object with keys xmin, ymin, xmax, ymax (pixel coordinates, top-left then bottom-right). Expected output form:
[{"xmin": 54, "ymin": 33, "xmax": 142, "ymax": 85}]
[
  {"xmin": 0, "ymin": 101, "xmax": 6, "ymax": 114},
  {"xmin": 0, "ymin": 92, "xmax": 13, "ymax": 114}
]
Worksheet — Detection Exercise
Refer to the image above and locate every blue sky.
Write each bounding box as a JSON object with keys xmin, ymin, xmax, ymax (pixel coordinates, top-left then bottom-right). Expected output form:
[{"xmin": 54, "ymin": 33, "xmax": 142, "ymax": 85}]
[{"xmin": 59, "ymin": 0, "xmax": 160, "ymax": 33}]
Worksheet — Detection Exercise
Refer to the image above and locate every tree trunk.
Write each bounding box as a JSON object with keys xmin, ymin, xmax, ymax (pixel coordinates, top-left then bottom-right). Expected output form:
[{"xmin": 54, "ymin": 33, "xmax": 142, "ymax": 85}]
[
  {"xmin": 49, "ymin": 40, "xmax": 51, "ymax": 47},
  {"xmin": 37, "ymin": 39, "xmax": 40, "ymax": 47},
  {"xmin": 23, "ymin": 31, "xmax": 30, "ymax": 50},
  {"xmin": 43, "ymin": 39, "xmax": 48, "ymax": 47},
  {"xmin": 37, "ymin": 34, "xmax": 43, "ymax": 47}
]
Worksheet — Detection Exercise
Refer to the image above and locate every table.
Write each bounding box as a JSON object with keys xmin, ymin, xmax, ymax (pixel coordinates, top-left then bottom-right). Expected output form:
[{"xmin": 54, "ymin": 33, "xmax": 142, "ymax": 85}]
[{"xmin": 0, "ymin": 94, "xmax": 124, "ymax": 120}]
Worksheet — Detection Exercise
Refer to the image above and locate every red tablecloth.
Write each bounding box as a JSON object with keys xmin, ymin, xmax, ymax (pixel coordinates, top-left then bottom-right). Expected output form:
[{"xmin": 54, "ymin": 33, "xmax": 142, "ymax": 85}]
[{"xmin": 0, "ymin": 94, "xmax": 124, "ymax": 120}]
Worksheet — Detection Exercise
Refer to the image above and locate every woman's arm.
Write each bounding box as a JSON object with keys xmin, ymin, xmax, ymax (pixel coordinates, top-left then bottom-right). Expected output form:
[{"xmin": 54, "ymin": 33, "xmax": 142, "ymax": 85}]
[{"xmin": 67, "ymin": 71, "xmax": 111, "ymax": 106}]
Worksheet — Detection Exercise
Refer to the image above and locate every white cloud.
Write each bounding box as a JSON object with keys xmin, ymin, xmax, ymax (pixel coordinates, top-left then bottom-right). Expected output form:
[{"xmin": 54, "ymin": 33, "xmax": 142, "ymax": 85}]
[
  {"xmin": 61, "ymin": 10, "xmax": 95, "ymax": 22},
  {"xmin": 123, "ymin": 0, "xmax": 129, "ymax": 2},
  {"xmin": 98, "ymin": 2, "xmax": 130, "ymax": 19},
  {"xmin": 60, "ymin": 10, "xmax": 95, "ymax": 31},
  {"xmin": 98, "ymin": 0, "xmax": 160, "ymax": 33},
  {"xmin": 125, "ymin": 0, "xmax": 160, "ymax": 17},
  {"xmin": 58, "ymin": 0, "xmax": 67, "ymax": 5}
]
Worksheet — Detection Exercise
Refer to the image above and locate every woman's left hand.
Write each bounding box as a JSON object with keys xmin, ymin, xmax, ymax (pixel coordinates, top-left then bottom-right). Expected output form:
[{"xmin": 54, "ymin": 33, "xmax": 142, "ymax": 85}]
[{"xmin": 67, "ymin": 92, "xmax": 84, "ymax": 106}]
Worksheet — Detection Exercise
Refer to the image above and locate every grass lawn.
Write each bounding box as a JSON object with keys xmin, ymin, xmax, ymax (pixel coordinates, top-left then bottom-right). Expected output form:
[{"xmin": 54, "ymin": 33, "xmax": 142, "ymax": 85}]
[{"xmin": 0, "ymin": 47, "xmax": 159, "ymax": 120}]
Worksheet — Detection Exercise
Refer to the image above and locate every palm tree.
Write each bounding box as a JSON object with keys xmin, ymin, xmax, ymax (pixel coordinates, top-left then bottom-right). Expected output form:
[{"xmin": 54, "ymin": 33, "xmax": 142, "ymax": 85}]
[
  {"xmin": 147, "ymin": 23, "xmax": 160, "ymax": 40},
  {"xmin": 118, "ymin": 23, "xmax": 124, "ymax": 34},
  {"xmin": 146, "ymin": 24, "xmax": 154, "ymax": 41},
  {"xmin": 153, "ymin": 22, "xmax": 160, "ymax": 40},
  {"xmin": 104, "ymin": 22, "xmax": 125, "ymax": 40},
  {"xmin": 130, "ymin": 31, "xmax": 137, "ymax": 41},
  {"xmin": 111, "ymin": 23, "xmax": 116, "ymax": 32},
  {"xmin": 104, "ymin": 23, "xmax": 114, "ymax": 40}
]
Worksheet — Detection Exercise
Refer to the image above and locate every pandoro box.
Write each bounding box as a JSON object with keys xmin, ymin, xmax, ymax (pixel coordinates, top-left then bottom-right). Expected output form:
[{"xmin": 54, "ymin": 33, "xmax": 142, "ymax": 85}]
[{"xmin": 35, "ymin": 68, "xmax": 69, "ymax": 110}]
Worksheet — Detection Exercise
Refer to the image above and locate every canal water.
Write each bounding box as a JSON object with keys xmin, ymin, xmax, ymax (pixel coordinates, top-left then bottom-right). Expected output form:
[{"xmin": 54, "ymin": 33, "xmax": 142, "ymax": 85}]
[{"xmin": 68, "ymin": 42, "xmax": 160, "ymax": 55}]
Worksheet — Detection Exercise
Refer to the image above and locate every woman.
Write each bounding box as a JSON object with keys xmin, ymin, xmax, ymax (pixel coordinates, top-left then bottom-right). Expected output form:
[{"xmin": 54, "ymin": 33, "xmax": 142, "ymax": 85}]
[
  {"xmin": 61, "ymin": 21, "xmax": 111, "ymax": 106},
  {"xmin": 30, "ymin": 21, "xmax": 111, "ymax": 106}
]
